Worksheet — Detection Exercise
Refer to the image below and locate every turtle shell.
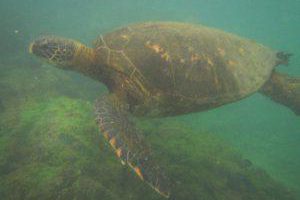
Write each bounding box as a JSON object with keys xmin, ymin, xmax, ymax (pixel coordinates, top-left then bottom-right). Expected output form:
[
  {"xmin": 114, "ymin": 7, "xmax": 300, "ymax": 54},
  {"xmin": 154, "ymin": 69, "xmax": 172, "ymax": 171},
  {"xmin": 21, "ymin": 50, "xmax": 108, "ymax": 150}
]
[{"xmin": 94, "ymin": 22, "xmax": 278, "ymax": 115}]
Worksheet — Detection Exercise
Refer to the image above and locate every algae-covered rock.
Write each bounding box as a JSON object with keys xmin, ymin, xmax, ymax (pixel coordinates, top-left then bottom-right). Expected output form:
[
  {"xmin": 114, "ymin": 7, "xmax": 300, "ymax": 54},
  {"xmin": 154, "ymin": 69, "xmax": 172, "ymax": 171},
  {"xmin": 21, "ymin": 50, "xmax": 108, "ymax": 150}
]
[
  {"xmin": 0, "ymin": 97, "xmax": 149, "ymax": 200},
  {"xmin": 0, "ymin": 96, "xmax": 296, "ymax": 200},
  {"xmin": 142, "ymin": 121, "xmax": 296, "ymax": 200}
]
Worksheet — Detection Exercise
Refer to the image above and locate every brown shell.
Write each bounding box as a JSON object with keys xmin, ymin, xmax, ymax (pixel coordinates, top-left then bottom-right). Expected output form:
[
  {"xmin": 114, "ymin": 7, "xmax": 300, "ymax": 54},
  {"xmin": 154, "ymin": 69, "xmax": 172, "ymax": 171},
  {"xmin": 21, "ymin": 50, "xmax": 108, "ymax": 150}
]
[{"xmin": 94, "ymin": 22, "xmax": 278, "ymax": 115}]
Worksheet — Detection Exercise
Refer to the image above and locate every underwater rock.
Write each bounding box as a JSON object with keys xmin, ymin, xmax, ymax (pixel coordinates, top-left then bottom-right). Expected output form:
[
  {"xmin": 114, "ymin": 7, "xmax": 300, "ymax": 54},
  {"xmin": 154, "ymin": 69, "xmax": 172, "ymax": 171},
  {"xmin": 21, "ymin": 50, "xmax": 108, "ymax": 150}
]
[
  {"xmin": 141, "ymin": 121, "xmax": 297, "ymax": 200},
  {"xmin": 0, "ymin": 97, "xmax": 143, "ymax": 200},
  {"xmin": 0, "ymin": 99, "xmax": 296, "ymax": 200}
]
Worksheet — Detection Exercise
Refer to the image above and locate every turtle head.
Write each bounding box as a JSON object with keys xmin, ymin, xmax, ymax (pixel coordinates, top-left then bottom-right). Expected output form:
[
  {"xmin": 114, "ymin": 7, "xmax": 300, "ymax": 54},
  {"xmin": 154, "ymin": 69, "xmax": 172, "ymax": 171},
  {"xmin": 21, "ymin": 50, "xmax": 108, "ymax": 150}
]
[
  {"xmin": 29, "ymin": 36, "xmax": 100, "ymax": 80},
  {"xmin": 29, "ymin": 36, "xmax": 78, "ymax": 67}
]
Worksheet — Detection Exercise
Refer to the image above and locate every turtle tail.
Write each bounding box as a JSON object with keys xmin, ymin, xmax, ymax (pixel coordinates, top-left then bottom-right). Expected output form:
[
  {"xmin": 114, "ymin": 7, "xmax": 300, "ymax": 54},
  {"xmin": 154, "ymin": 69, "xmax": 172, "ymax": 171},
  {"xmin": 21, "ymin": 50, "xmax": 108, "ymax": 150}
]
[
  {"xmin": 276, "ymin": 51, "xmax": 293, "ymax": 66},
  {"xmin": 260, "ymin": 71, "xmax": 300, "ymax": 115}
]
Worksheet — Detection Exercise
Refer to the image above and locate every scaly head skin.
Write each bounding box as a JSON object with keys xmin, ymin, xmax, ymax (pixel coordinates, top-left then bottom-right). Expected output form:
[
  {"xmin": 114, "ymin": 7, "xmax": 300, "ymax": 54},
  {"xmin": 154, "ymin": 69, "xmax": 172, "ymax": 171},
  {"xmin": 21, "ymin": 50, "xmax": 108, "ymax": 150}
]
[
  {"xmin": 29, "ymin": 36, "xmax": 78, "ymax": 67},
  {"xmin": 29, "ymin": 36, "xmax": 99, "ymax": 79}
]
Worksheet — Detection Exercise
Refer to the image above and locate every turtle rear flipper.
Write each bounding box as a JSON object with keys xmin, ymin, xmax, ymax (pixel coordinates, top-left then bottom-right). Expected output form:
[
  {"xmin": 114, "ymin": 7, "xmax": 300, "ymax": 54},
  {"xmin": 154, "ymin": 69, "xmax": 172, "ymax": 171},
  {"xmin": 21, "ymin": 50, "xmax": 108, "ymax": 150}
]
[
  {"xmin": 95, "ymin": 95, "xmax": 170, "ymax": 198},
  {"xmin": 261, "ymin": 71, "xmax": 300, "ymax": 115}
]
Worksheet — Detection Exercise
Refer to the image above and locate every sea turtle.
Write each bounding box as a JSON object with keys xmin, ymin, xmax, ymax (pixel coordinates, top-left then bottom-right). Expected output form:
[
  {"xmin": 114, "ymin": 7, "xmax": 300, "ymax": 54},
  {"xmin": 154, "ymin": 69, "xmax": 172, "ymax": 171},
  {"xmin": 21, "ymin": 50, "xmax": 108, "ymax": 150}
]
[{"xmin": 29, "ymin": 22, "xmax": 300, "ymax": 198}]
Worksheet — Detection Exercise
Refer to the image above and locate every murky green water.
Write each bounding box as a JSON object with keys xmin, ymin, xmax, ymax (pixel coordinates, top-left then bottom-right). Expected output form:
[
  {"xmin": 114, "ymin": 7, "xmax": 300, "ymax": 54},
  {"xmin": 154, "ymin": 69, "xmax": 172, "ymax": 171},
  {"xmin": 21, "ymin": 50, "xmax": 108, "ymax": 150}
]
[{"xmin": 0, "ymin": 0, "xmax": 299, "ymax": 199}]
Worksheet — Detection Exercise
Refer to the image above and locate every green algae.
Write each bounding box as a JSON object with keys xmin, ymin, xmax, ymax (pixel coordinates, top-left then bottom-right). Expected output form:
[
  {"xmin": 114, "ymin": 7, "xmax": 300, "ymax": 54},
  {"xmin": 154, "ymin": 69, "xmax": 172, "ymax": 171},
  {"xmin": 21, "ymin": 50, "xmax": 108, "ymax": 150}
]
[
  {"xmin": 0, "ymin": 97, "xmax": 122, "ymax": 200},
  {"xmin": 141, "ymin": 120, "xmax": 296, "ymax": 200},
  {"xmin": 0, "ymin": 95, "xmax": 296, "ymax": 199}
]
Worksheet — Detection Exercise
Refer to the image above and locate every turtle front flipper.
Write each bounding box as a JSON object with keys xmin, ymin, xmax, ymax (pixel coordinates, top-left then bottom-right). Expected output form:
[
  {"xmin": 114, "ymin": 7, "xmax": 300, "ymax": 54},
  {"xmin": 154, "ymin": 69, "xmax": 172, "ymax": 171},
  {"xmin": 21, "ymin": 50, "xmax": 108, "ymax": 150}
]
[
  {"xmin": 95, "ymin": 94, "xmax": 170, "ymax": 198},
  {"xmin": 260, "ymin": 71, "xmax": 300, "ymax": 115}
]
